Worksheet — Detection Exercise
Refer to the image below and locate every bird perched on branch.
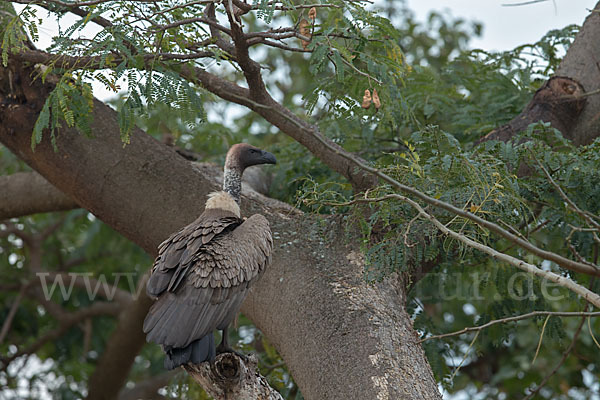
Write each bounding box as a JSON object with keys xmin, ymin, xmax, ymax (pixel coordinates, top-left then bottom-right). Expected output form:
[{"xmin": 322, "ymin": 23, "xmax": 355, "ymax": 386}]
[{"xmin": 143, "ymin": 143, "xmax": 276, "ymax": 369}]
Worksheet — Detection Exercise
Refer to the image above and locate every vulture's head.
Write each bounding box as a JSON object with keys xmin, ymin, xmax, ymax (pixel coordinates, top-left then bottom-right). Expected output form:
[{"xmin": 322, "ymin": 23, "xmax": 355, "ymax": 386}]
[{"xmin": 225, "ymin": 143, "xmax": 277, "ymax": 172}]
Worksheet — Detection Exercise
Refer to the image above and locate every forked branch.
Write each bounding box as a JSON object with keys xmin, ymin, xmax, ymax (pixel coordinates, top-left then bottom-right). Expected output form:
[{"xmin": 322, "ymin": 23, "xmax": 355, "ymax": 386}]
[{"xmin": 329, "ymin": 194, "xmax": 600, "ymax": 308}]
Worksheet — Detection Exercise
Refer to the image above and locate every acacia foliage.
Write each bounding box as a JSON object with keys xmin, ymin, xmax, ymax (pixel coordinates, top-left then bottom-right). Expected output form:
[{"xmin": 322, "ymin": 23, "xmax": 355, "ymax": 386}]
[
  {"xmin": 299, "ymin": 20, "xmax": 600, "ymax": 397},
  {"xmin": 1, "ymin": 0, "xmax": 599, "ymax": 399}
]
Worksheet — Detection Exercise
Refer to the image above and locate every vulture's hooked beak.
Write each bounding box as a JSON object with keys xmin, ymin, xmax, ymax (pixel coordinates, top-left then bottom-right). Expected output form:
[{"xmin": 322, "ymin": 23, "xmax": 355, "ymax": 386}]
[{"xmin": 261, "ymin": 150, "xmax": 277, "ymax": 165}]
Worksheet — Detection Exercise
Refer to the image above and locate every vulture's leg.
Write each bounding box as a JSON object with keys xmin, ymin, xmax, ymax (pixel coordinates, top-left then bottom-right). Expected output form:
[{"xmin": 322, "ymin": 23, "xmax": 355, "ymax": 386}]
[
  {"xmin": 216, "ymin": 325, "xmax": 248, "ymax": 361},
  {"xmin": 216, "ymin": 326, "xmax": 231, "ymax": 353}
]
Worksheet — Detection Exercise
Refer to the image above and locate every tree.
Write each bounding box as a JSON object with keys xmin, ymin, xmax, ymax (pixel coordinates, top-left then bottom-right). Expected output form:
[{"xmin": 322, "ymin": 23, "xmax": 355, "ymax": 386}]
[{"xmin": 1, "ymin": 1, "xmax": 599, "ymax": 399}]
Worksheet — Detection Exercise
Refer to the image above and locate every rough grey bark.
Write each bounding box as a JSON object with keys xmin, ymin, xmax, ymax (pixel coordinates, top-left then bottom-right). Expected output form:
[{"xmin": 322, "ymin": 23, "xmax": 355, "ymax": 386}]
[
  {"xmin": 0, "ymin": 60, "xmax": 440, "ymax": 400},
  {"xmin": 477, "ymin": 76, "xmax": 586, "ymax": 144},
  {"xmin": 184, "ymin": 353, "xmax": 284, "ymax": 400},
  {"xmin": 0, "ymin": 171, "xmax": 78, "ymax": 220},
  {"xmin": 479, "ymin": 3, "xmax": 600, "ymax": 147},
  {"xmin": 556, "ymin": 2, "xmax": 600, "ymax": 145}
]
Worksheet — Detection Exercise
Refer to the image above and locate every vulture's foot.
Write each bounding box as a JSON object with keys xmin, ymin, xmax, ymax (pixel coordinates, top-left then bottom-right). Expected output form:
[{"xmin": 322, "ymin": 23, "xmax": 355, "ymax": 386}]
[
  {"xmin": 216, "ymin": 344, "xmax": 249, "ymax": 363},
  {"xmin": 217, "ymin": 327, "xmax": 249, "ymax": 362}
]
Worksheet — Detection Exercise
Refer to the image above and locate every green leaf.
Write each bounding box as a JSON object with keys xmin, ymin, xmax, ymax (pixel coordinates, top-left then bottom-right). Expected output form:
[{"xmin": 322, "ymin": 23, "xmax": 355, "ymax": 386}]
[
  {"xmin": 31, "ymin": 98, "xmax": 51, "ymax": 151},
  {"xmin": 333, "ymin": 50, "xmax": 345, "ymax": 82},
  {"xmin": 309, "ymin": 44, "xmax": 329, "ymax": 75}
]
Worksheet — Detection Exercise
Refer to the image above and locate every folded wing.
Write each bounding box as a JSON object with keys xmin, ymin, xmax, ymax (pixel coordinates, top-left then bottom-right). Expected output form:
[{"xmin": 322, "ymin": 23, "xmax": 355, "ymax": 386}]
[{"xmin": 143, "ymin": 211, "xmax": 272, "ymax": 348}]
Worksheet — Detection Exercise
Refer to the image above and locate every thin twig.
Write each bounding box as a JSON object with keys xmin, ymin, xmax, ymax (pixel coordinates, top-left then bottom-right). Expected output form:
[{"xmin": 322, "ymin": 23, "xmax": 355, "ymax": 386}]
[
  {"xmin": 523, "ymin": 280, "xmax": 594, "ymax": 399},
  {"xmin": 502, "ymin": 0, "xmax": 549, "ymax": 6},
  {"xmin": 419, "ymin": 310, "xmax": 600, "ymax": 343},
  {"xmin": 341, "ymin": 56, "xmax": 382, "ymax": 85},
  {"xmin": 531, "ymin": 150, "xmax": 600, "ymax": 244},
  {"xmin": 0, "ymin": 283, "xmax": 28, "ymax": 344},
  {"xmin": 589, "ymin": 317, "xmax": 600, "ymax": 349},
  {"xmin": 299, "ymin": 126, "xmax": 600, "ymax": 277},
  {"xmin": 14, "ymin": 49, "xmax": 216, "ymax": 71},
  {"xmin": 247, "ymin": 37, "xmax": 310, "ymax": 52},
  {"xmin": 146, "ymin": 0, "xmax": 214, "ymax": 19},
  {"xmin": 449, "ymin": 331, "xmax": 479, "ymax": 381},
  {"xmin": 12, "ymin": 0, "xmax": 155, "ymax": 6},
  {"xmin": 153, "ymin": 16, "xmax": 232, "ymax": 35},
  {"xmin": 565, "ymin": 226, "xmax": 600, "ymax": 267},
  {"xmin": 274, "ymin": 3, "xmax": 341, "ymax": 10},
  {"xmin": 531, "ymin": 315, "xmax": 550, "ymax": 365},
  {"xmin": 327, "ymin": 194, "xmax": 600, "ymax": 308},
  {"xmin": 403, "ymin": 213, "xmax": 420, "ymax": 248}
]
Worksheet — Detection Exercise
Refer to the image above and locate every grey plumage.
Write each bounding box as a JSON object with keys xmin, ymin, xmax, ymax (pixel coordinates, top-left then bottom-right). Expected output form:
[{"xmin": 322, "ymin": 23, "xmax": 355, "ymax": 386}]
[
  {"xmin": 163, "ymin": 334, "xmax": 215, "ymax": 370},
  {"xmin": 143, "ymin": 143, "xmax": 275, "ymax": 369},
  {"xmin": 143, "ymin": 210, "xmax": 272, "ymax": 348}
]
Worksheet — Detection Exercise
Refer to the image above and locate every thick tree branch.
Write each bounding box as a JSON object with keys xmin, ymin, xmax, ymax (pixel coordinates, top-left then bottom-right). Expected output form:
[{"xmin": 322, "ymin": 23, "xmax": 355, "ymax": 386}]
[
  {"xmin": 9, "ymin": 19, "xmax": 377, "ymax": 193},
  {"xmin": 304, "ymin": 126, "xmax": 600, "ymax": 277},
  {"xmin": 0, "ymin": 57, "xmax": 439, "ymax": 400},
  {"xmin": 0, "ymin": 172, "xmax": 79, "ymax": 219},
  {"xmin": 37, "ymin": 272, "xmax": 134, "ymax": 305},
  {"xmin": 331, "ymin": 194, "xmax": 600, "ymax": 307},
  {"xmin": 556, "ymin": 4, "xmax": 600, "ymax": 145},
  {"xmin": 179, "ymin": 63, "xmax": 378, "ymax": 191},
  {"xmin": 477, "ymin": 76, "xmax": 586, "ymax": 144},
  {"xmin": 0, "ymin": 299, "xmax": 121, "ymax": 369},
  {"xmin": 0, "ymin": 283, "xmax": 28, "ymax": 344},
  {"xmin": 225, "ymin": 0, "xmax": 267, "ymax": 98},
  {"xmin": 205, "ymin": 3, "xmax": 236, "ymax": 55},
  {"xmin": 4, "ymin": 2, "xmax": 599, "ymax": 399},
  {"xmin": 184, "ymin": 354, "xmax": 284, "ymax": 400},
  {"xmin": 13, "ymin": 43, "xmax": 373, "ymax": 191},
  {"xmin": 12, "ymin": 49, "xmax": 215, "ymax": 70},
  {"xmin": 87, "ymin": 274, "xmax": 152, "ymax": 400}
]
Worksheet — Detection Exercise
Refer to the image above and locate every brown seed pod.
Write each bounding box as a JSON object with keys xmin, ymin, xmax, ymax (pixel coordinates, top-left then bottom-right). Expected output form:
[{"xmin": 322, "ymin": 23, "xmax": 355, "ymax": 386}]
[
  {"xmin": 372, "ymin": 88, "xmax": 381, "ymax": 109},
  {"xmin": 308, "ymin": 7, "xmax": 317, "ymax": 20},
  {"xmin": 361, "ymin": 89, "xmax": 372, "ymax": 109},
  {"xmin": 298, "ymin": 18, "xmax": 311, "ymax": 50}
]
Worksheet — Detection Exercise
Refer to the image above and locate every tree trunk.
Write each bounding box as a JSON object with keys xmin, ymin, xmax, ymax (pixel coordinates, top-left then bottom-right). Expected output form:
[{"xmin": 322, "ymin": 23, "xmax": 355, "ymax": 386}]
[
  {"xmin": 0, "ymin": 59, "xmax": 440, "ymax": 399},
  {"xmin": 556, "ymin": 4, "xmax": 600, "ymax": 145},
  {"xmin": 477, "ymin": 76, "xmax": 586, "ymax": 144},
  {"xmin": 2, "ymin": 2, "xmax": 599, "ymax": 399}
]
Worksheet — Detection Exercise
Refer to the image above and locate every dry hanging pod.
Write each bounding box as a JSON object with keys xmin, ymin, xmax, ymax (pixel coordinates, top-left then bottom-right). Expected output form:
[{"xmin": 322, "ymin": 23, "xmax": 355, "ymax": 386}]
[
  {"xmin": 362, "ymin": 89, "xmax": 372, "ymax": 109},
  {"xmin": 299, "ymin": 19, "xmax": 311, "ymax": 50},
  {"xmin": 308, "ymin": 7, "xmax": 317, "ymax": 20},
  {"xmin": 372, "ymin": 88, "xmax": 381, "ymax": 109}
]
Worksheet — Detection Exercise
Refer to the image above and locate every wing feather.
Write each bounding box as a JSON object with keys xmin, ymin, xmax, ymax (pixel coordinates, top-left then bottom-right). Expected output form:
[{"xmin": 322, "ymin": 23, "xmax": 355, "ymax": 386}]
[
  {"xmin": 144, "ymin": 212, "xmax": 272, "ymax": 349},
  {"xmin": 145, "ymin": 210, "xmax": 241, "ymax": 298}
]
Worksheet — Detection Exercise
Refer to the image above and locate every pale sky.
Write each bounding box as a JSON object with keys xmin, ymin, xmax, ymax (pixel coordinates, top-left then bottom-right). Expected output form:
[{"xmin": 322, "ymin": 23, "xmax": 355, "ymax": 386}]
[{"xmin": 406, "ymin": 0, "xmax": 597, "ymax": 51}]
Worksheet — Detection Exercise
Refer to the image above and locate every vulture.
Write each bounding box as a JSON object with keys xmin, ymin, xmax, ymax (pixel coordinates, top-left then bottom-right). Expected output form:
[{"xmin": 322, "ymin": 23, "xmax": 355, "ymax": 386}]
[{"xmin": 143, "ymin": 143, "xmax": 276, "ymax": 369}]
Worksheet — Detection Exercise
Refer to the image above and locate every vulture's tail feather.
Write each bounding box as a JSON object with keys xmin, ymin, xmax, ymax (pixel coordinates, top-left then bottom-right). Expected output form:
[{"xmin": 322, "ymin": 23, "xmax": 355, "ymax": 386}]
[{"xmin": 163, "ymin": 334, "xmax": 216, "ymax": 370}]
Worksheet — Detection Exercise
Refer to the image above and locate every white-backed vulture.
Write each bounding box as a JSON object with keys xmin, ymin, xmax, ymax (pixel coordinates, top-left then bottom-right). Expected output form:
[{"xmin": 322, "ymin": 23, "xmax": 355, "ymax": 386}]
[{"xmin": 143, "ymin": 143, "xmax": 276, "ymax": 369}]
